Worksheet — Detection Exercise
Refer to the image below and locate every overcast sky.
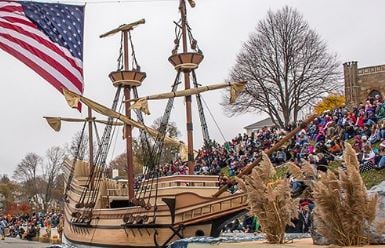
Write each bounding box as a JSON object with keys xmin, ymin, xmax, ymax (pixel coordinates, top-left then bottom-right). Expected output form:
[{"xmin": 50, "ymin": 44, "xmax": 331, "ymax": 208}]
[{"xmin": 1, "ymin": 0, "xmax": 385, "ymax": 176}]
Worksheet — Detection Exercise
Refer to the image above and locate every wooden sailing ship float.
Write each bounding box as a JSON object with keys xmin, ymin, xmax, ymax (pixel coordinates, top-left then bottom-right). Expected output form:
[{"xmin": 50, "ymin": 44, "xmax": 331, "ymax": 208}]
[{"xmin": 44, "ymin": 1, "xmax": 317, "ymax": 247}]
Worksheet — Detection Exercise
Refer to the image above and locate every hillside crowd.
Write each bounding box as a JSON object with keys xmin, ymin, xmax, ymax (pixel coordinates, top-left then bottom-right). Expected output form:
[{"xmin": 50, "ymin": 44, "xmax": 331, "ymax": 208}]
[
  {"xmin": 155, "ymin": 95, "xmax": 385, "ymax": 181},
  {"xmin": 131, "ymin": 95, "xmax": 385, "ymax": 233},
  {"xmin": 4, "ymin": 96, "xmax": 384, "ymax": 239}
]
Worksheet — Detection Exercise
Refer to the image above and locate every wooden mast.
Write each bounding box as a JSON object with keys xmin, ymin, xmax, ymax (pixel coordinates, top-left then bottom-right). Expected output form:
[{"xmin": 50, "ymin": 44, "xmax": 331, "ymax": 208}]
[
  {"xmin": 179, "ymin": 0, "xmax": 195, "ymax": 174},
  {"xmin": 101, "ymin": 19, "xmax": 145, "ymax": 200},
  {"xmin": 122, "ymin": 30, "xmax": 135, "ymax": 200},
  {"xmin": 87, "ymin": 106, "xmax": 94, "ymax": 190}
]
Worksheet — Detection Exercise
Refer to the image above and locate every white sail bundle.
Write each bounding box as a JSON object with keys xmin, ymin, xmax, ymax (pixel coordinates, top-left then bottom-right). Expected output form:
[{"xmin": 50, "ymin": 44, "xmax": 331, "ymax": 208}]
[
  {"xmin": 44, "ymin": 117, "xmax": 124, "ymax": 132},
  {"xmin": 127, "ymin": 81, "xmax": 247, "ymax": 115},
  {"xmin": 62, "ymin": 89, "xmax": 189, "ymax": 158}
]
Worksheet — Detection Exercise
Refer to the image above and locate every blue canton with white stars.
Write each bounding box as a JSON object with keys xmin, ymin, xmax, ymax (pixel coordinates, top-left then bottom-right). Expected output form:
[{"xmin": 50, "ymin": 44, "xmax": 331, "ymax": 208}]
[{"xmin": 20, "ymin": 1, "xmax": 84, "ymax": 60}]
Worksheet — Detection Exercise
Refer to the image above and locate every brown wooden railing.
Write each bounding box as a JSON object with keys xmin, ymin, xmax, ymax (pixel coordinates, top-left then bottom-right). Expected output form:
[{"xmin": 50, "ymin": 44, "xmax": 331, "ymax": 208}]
[{"xmin": 178, "ymin": 193, "xmax": 247, "ymax": 223}]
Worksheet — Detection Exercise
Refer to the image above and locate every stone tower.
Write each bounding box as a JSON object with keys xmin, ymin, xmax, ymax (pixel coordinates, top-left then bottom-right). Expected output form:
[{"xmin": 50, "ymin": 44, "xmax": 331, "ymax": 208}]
[
  {"xmin": 344, "ymin": 61, "xmax": 359, "ymax": 107},
  {"xmin": 343, "ymin": 61, "xmax": 385, "ymax": 107}
]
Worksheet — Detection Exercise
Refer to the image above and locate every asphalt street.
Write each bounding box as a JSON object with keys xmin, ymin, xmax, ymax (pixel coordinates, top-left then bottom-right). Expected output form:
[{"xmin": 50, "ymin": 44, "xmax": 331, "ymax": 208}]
[{"xmin": 0, "ymin": 238, "xmax": 60, "ymax": 247}]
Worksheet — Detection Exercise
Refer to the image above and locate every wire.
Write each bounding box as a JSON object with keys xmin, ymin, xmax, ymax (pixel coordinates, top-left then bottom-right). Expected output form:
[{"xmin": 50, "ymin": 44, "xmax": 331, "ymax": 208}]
[
  {"xmin": 117, "ymin": 34, "xmax": 124, "ymax": 71},
  {"xmin": 129, "ymin": 31, "xmax": 140, "ymax": 71},
  {"xmin": 108, "ymin": 102, "xmax": 123, "ymax": 162},
  {"xmin": 85, "ymin": 0, "xmax": 177, "ymax": 3},
  {"xmin": 201, "ymin": 96, "xmax": 227, "ymax": 142},
  {"xmin": 29, "ymin": 0, "xmax": 178, "ymax": 4}
]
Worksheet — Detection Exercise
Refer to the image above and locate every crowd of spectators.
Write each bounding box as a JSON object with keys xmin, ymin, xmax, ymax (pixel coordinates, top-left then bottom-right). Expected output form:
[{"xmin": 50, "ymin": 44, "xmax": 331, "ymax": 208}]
[
  {"xmin": 132, "ymin": 95, "xmax": 385, "ymax": 192},
  {"xmin": 133, "ymin": 95, "xmax": 385, "ymax": 233},
  {"xmin": 0, "ymin": 210, "xmax": 63, "ymax": 241},
  {"xmin": 4, "ymin": 97, "xmax": 384, "ymax": 239},
  {"xmin": 156, "ymin": 95, "xmax": 385, "ymax": 179},
  {"xmin": 153, "ymin": 127, "xmax": 287, "ymax": 181},
  {"xmin": 129, "ymin": 95, "xmax": 385, "ymax": 233},
  {"xmin": 3, "ymin": 97, "xmax": 382, "ymax": 239}
]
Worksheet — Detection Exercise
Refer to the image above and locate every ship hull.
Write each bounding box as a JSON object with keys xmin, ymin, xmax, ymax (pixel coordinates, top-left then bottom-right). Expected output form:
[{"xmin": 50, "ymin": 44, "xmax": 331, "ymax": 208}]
[
  {"xmin": 63, "ymin": 161, "xmax": 248, "ymax": 247},
  {"xmin": 64, "ymin": 209, "xmax": 247, "ymax": 247},
  {"xmin": 64, "ymin": 222, "xmax": 212, "ymax": 247}
]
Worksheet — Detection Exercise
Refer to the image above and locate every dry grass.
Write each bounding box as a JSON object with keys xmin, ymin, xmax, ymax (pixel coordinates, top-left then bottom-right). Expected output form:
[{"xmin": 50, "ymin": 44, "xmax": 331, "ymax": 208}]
[
  {"xmin": 287, "ymin": 161, "xmax": 316, "ymax": 199},
  {"xmin": 236, "ymin": 152, "xmax": 298, "ymax": 244},
  {"xmin": 287, "ymin": 162, "xmax": 316, "ymax": 181},
  {"xmin": 312, "ymin": 143, "xmax": 378, "ymax": 246}
]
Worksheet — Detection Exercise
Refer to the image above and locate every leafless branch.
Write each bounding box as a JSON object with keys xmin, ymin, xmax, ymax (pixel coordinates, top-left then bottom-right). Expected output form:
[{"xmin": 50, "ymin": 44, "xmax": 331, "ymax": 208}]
[{"xmin": 223, "ymin": 6, "xmax": 342, "ymax": 128}]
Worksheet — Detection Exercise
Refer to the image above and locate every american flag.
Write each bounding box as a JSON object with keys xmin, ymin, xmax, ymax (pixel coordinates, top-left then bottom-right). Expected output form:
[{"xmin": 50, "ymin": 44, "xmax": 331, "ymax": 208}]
[{"xmin": 0, "ymin": 1, "xmax": 84, "ymax": 110}]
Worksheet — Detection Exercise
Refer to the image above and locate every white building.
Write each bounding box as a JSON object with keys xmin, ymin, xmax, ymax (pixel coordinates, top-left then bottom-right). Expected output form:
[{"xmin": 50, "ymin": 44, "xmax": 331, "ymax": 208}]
[{"xmin": 243, "ymin": 117, "xmax": 275, "ymax": 135}]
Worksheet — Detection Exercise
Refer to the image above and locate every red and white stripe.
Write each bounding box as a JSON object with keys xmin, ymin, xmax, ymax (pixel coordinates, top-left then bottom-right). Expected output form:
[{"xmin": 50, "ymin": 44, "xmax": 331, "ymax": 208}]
[{"xmin": 0, "ymin": 1, "xmax": 83, "ymax": 99}]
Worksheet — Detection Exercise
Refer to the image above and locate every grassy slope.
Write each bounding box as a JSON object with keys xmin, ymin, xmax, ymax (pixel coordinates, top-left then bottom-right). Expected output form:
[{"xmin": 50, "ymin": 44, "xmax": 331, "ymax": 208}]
[
  {"xmin": 361, "ymin": 169, "xmax": 385, "ymax": 189},
  {"xmin": 276, "ymin": 161, "xmax": 385, "ymax": 189}
]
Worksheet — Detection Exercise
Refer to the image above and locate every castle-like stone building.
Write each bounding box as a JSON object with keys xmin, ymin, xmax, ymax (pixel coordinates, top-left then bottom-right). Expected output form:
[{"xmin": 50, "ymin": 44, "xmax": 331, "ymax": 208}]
[{"xmin": 344, "ymin": 62, "xmax": 385, "ymax": 106}]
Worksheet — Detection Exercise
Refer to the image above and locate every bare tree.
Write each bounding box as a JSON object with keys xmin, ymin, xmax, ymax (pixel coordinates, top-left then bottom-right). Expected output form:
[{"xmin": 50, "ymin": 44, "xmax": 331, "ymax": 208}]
[
  {"xmin": 152, "ymin": 118, "xmax": 181, "ymax": 138},
  {"xmin": 109, "ymin": 118, "xmax": 180, "ymax": 177},
  {"xmin": 224, "ymin": 6, "xmax": 341, "ymax": 128},
  {"xmin": 13, "ymin": 153, "xmax": 41, "ymax": 182},
  {"xmin": 150, "ymin": 118, "xmax": 180, "ymax": 165},
  {"xmin": 42, "ymin": 146, "xmax": 66, "ymax": 211},
  {"xmin": 13, "ymin": 153, "xmax": 42, "ymax": 204},
  {"xmin": 67, "ymin": 131, "xmax": 88, "ymax": 160},
  {"xmin": 0, "ymin": 175, "xmax": 19, "ymax": 210},
  {"xmin": 109, "ymin": 152, "xmax": 143, "ymax": 178},
  {"xmin": 50, "ymin": 173, "xmax": 65, "ymax": 211},
  {"xmin": 0, "ymin": 174, "xmax": 10, "ymax": 184}
]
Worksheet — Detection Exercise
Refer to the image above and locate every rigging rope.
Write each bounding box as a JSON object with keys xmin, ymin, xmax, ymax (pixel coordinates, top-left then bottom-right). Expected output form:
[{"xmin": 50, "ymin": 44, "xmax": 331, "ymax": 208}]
[
  {"xmin": 117, "ymin": 34, "xmax": 124, "ymax": 71},
  {"xmin": 108, "ymin": 103, "xmax": 124, "ymax": 162},
  {"xmin": 132, "ymin": 86, "xmax": 155, "ymax": 171},
  {"xmin": 79, "ymin": 87, "xmax": 123, "ymax": 222},
  {"xmin": 191, "ymin": 70, "xmax": 210, "ymax": 142},
  {"xmin": 130, "ymin": 10, "xmax": 206, "ymax": 216},
  {"xmin": 64, "ymin": 121, "xmax": 87, "ymax": 201},
  {"xmin": 74, "ymin": 86, "xmax": 122, "ymax": 223},
  {"xmin": 131, "ymin": 70, "xmax": 181, "ymax": 220},
  {"xmin": 201, "ymin": 95, "xmax": 227, "ymax": 142},
  {"xmin": 93, "ymin": 121, "xmax": 101, "ymax": 145},
  {"xmin": 172, "ymin": 20, "xmax": 182, "ymax": 54},
  {"xmin": 129, "ymin": 31, "xmax": 140, "ymax": 71}
]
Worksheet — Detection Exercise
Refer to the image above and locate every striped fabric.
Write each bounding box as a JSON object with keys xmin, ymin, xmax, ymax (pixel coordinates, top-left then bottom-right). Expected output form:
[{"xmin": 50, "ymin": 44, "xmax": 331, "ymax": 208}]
[{"xmin": 0, "ymin": 1, "xmax": 84, "ymax": 110}]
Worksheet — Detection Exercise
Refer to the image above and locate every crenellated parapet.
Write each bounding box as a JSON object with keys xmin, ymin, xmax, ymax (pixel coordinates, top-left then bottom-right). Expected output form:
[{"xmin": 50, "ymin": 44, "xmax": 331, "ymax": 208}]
[
  {"xmin": 358, "ymin": 64, "xmax": 385, "ymax": 75},
  {"xmin": 343, "ymin": 61, "xmax": 385, "ymax": 108}
]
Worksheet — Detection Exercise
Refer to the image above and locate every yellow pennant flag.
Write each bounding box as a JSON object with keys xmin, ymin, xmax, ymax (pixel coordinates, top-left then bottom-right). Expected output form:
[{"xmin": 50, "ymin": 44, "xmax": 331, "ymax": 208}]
[
  {"xmin": 130, "ymin": 98, "xmax": 150, "ymax": 115},
  {"xmin": 44, "ymin": 117, "xmax": 61, "ymax": 132},
  {"xmin": 63, "ymin": 88, "xmax": 81, "ymax": 108},
  {"xmin": 230, "ymin": 82, "xmax": 246, "ymax": 104}
]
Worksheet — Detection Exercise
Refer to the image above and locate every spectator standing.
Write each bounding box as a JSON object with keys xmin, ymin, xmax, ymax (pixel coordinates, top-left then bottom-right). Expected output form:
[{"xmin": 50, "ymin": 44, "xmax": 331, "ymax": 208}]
[{"xmin": 0, "ymin": 217, "xmax": 7, "ymax": 240}]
